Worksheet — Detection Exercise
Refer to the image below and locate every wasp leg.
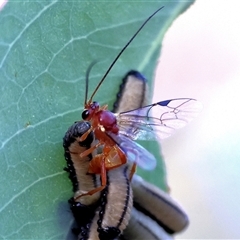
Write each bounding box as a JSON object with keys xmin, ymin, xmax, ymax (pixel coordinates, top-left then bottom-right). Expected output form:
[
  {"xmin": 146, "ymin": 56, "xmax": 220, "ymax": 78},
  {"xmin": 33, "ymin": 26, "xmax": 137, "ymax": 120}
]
[
  {"xmin": 79, "ymin": 142, "xmax": 101, "ymax": 158},
  {"xmin": 74, "ymin": 185, "xmax": 106, "ymax": 200},
  {"xmin": 129, "ymin": 162, "xmax": 137, "ymax": 181},
  {"xmin": 74, "ymin": 155, "xmax": 107, "ymax": 201},
  {"xmin": 79, "ymin": 125, "xmax": 93, "ymax": 141},
  {"xmin": 100, "ymin": 104, "xmax": 108, "ymax": 110}
]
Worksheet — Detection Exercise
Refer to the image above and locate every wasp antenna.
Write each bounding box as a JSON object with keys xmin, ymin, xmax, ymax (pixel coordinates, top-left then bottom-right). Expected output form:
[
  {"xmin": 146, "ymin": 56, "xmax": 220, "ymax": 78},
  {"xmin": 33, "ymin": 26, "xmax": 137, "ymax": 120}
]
[
  {"xmin": 88, "ymin": 6, "xmax": 164, "ymax": 103},
  {"xmin": 85, "ymin": 61, "xmax": 99, "ymax": 106}
]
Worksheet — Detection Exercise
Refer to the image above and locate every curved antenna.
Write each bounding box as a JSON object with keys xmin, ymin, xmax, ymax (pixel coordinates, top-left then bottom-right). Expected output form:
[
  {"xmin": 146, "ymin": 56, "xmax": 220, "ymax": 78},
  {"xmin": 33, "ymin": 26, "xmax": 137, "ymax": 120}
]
[
  {"xmin": 84, "ymin": 61, "xmax": 98, "ymax": 106},
  {"xmin": 88, "ymin": 6, "xmax": 164, "ymax": 104}
]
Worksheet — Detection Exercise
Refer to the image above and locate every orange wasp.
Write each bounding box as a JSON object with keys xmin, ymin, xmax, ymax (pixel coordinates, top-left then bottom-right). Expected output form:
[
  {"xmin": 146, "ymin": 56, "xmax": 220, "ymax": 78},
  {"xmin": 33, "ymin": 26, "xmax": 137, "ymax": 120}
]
[{"xmin": 74, "ymin": 7, "xmax": 202, "ymax": 199}]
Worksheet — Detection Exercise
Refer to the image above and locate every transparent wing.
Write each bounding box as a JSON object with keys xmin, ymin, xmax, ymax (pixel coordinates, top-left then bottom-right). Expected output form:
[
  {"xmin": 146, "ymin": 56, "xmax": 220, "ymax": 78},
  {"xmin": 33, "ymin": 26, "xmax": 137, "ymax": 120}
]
[
  {"xmin": 115, "ymin": 98, "xmax": 203, "ymax": 140},
  {"xmin": 106, "ymin": 132, "xmax": 156, "ymax": 170}
]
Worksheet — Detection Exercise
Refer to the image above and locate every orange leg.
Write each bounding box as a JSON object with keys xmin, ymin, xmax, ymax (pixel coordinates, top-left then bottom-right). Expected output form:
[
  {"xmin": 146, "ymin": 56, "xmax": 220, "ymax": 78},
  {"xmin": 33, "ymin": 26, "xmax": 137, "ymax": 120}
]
[
  {"xmin": 79, "ymin": 142, "xmax": 101, "ymax": 158},
  {"xmin": 74, "ymin": 156, "xmax": 107, "ymax": 201},
  {"xmin": 129, "ymin": 162, "xmax": 137, "ymax": 181},
  {"xmin": 74, "ymin": 185, "xmax": 106, "ymax": 200},
  {"xmin": 79, "ymin": 126, "xmax": 93, "ymax": 141},
  {"xmin": 100, "ymin": 156, "xmax": 107, "ymax": 186},
  {"xmin": 100, "ymin": 104, "xmax": 108, "ymax": 110}
]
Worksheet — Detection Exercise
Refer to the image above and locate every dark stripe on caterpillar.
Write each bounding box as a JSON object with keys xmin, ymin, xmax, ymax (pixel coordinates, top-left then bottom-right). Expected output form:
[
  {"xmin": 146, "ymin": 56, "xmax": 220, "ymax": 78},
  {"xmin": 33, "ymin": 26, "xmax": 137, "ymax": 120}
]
[
  {"xmin": 123, "ymin": 208, "xmax": 173, "ymax": 240},
  {"xmin": 63, "ymin": 121, "xmax": 101, "ymax": 234},
  {"xmin": 132, "ymin": 175, "xmax": 189, "ymax": 234},
  {"xmin": 112, "ymin": 70, "xmax": 148, "ymax": 113},
  {"xmin": 97, "ymin": 164, "xmax": 133, "ymax": 240},
  {"xmin": 63, "ymin": 121, "xmax": 95, "ymax": 192}
]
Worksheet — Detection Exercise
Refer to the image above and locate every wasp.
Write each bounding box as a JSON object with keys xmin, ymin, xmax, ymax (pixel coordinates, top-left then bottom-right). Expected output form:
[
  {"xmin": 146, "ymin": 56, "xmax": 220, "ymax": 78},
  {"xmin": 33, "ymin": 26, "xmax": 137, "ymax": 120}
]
[{"xmin": 74, "ymin": 6, "xmax": 202, "ymax": 199}]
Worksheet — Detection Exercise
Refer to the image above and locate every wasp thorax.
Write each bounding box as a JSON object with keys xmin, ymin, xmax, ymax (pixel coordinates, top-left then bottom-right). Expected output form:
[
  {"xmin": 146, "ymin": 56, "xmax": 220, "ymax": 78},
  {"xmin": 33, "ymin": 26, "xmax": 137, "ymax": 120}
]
[{"xmin": 97, "ymin": 110, "xmax": 119, "ymax": 133}]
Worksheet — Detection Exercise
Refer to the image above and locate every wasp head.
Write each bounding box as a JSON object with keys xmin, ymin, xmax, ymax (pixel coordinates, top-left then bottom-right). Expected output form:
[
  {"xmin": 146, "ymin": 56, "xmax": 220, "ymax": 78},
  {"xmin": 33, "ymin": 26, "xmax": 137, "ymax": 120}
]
[{"xmin": 82, "ymin": 101, "xmax": 100, "ymax": 121}]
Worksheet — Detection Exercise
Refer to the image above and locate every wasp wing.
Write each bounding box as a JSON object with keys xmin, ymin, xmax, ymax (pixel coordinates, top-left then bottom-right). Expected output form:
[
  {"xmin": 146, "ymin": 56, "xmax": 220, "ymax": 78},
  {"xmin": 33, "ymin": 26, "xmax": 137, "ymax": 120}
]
[
  {"xmin": 116, "ymin": 98, "xmax": 202, "ymax": 140},
  {"xmin": 106, "ymin": 131, "xmax": 156, "ymax": 171}
]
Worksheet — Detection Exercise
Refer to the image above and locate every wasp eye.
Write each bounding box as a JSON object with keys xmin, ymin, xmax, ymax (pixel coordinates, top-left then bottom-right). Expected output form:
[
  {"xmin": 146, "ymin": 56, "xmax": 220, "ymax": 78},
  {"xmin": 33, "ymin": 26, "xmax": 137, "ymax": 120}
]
[{"xmin": 82, "ymin": 110, "xmax": 89, "ymax": 120}]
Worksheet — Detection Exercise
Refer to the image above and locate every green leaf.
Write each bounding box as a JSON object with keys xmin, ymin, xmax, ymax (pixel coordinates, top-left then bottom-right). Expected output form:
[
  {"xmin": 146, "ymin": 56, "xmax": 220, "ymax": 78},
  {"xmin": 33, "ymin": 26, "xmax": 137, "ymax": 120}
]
[{"xmin": 0, "ymin": 1, "xmax": 195, "ymax": 239}]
